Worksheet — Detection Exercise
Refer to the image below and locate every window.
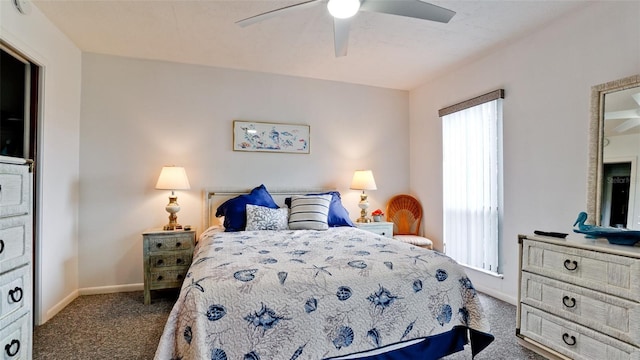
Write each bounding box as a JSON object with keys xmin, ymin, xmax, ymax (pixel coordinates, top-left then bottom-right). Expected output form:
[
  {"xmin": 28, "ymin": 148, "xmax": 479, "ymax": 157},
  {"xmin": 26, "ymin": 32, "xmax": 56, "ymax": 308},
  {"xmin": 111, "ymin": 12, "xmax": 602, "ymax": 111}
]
[{"xmin": 440, "ymin": 90, "xmax": 504, "ymax": 275}]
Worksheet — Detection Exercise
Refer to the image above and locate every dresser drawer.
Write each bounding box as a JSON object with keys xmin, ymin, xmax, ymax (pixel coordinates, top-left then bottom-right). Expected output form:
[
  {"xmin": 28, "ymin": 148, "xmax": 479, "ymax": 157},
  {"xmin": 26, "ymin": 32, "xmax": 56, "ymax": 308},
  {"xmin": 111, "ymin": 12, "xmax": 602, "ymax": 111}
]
[
  {"xmin": 522, "ymin": 239, "xmax": 640, "ymax": 302},
  {"xmin": 0, "ymin": 164, "xmax": 30, "ymax": 219},
  {"xmin": 519, "ymin": 303, "xmax": 639, "ymax": 360},
  {"xmin": 148, "ymin": 268, "xmax": 189, "ymax": 289},
  {"xmin": 0, "ymin": 216, "xmax": 31, "ymax": 274},
  {"xmin": 149, "ymin": 251, "xmax": 192, "ymax": 269},
  {"xmin": 145, "ymin": 233, "xmax": 194, "ymax": 254},
  {"xmin": 0, "ymin": 312, "xmax": 30, "ymax": 360},
  {"xmin": 0, "ymin": 265, "xmax": 30, "ymax": 325},
  {"xmin": 355, "ymin": 222, "xmax": 393, "ymax": 238},
  {"xmin": 521, "ymin": 272, "xmax": 640, "ymax": 346}
]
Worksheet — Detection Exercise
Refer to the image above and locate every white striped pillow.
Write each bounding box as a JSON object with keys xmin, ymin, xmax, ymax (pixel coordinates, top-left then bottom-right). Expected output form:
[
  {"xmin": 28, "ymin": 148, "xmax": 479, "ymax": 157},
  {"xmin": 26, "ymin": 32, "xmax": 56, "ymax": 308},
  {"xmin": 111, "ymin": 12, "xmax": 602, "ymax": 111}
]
[{"xmin": 288, "ymin": 194, "xmax": 332, "ymax": 231}]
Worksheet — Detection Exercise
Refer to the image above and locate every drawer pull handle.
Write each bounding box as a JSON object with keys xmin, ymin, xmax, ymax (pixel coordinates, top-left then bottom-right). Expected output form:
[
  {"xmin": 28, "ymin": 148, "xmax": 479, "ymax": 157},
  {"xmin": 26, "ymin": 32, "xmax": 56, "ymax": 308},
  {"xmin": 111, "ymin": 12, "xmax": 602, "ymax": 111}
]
[
  {"xmin": 157, "ymin": 275, "xmax": 164, "ymax": 281},
  {"xmin": 157, "ymin": 259, "xmax": 164, "ymax": 265},
  {"xmin": 177, "ymin": 274, "xmax": 183, "ymax": 280},
  {"xmin": 156, "ymin": 243, "xmax": 162, "ymax": 248},
  {"xmin": 176, "ymin": 242, "xmax": 182, "ymax": 247},
  {"xmin": 176, "ymin": 258, "xmax": 183, "ymax": 264},
  {"xmin": 8, "ymin": 287, "xmax": 23, "ymax": 303},
  {"xmin": 4, "ymin": 339, "xmax": 20, "ymax": 357},
  {"xmin": 0, "ymin": 239, "xmax": 4, "ymax": 254},
  {"xmin": 562, "ymin": 296, "xmax": 576, "ymax": 308},
  {"xmin": 562, "ymin": 333, "xmax": 576, "ymax": 346},
  {"xmin": 563, "ymin": 259, "xmax": 578, "ymax": 271}
]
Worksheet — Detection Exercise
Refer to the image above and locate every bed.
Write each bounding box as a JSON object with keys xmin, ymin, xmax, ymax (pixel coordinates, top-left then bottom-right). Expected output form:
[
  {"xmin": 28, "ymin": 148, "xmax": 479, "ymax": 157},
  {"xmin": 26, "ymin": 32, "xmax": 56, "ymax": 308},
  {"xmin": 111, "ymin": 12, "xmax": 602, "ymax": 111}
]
[{"xmin": 154, "ymin": 186, "xmax": 494, "ymax": 360}]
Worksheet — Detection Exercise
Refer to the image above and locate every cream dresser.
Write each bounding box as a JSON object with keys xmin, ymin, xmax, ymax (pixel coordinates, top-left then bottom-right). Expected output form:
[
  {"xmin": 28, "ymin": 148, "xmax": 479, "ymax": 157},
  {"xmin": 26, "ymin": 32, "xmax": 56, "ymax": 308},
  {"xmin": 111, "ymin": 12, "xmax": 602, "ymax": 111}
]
[
  {"xmin": 0, "ymin": 157, "xmax": 33, "ymax": 359},
  {"xmin": 517, "ymin": 234, "xmax": 640, "ymax": 359}
]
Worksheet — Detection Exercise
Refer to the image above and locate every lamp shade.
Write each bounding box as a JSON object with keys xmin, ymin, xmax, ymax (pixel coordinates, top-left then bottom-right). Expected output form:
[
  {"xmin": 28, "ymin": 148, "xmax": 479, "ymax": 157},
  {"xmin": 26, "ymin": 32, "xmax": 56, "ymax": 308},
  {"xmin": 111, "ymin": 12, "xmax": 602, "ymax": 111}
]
[
  {"xmin": 327, "ymin": 0, "xmax": 360, "ymax": 19},
  {"xmin": 350, "ymin": 170, "xmax": 377, "ymax": 191},
  {"xmin": 155, "ymin": 166, "xmax": 191, "ymax": 190}
]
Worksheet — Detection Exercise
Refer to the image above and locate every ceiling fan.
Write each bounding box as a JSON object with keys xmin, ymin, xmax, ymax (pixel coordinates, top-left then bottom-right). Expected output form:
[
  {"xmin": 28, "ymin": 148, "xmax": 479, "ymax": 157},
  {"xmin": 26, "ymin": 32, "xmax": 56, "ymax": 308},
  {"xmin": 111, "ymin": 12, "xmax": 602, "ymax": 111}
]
[
  {"xmin": 605, "ymin": 92, "xmax": 640, "ymax": 133},
  {"xmin": 236, "ymin": 0, "xmax": 456, "ymax": 57}
]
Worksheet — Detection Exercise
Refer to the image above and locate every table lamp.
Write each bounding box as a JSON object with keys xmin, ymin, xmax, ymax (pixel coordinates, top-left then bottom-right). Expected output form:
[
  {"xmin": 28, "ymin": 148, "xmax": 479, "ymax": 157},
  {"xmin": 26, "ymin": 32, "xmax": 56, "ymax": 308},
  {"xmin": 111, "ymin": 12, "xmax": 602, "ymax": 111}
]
[
  {"xmin": 350, "ymin": 170, "xmax": 377, "ymax": 223},
  {"xmin": 155, "ymin": 166, "xmax": 191, "ymax": 230}
]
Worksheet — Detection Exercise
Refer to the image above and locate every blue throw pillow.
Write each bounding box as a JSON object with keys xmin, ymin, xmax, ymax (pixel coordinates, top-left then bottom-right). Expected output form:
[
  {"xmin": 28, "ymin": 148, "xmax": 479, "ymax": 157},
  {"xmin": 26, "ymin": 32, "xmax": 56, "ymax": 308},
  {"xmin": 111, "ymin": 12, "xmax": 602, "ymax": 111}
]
[
  {"xmin": 285, "ymin": 191, "xmax": 354, "ymax": 227},
  {"xmin": 215, "ymin": 184, "xmax": 279, "ymax": 232}
]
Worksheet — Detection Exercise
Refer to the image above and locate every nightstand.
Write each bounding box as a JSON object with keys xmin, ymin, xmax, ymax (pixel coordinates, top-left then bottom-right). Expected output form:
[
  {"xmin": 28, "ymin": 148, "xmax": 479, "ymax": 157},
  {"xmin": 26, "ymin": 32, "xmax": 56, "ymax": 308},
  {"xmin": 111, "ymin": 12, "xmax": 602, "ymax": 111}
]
[
  {"xmin": 142, "ymin": 228, "xmax": 195, "ymax": 304},
  {"xmin": 354, "ymin": 221, "xmax": 394, "ymax": 238}
]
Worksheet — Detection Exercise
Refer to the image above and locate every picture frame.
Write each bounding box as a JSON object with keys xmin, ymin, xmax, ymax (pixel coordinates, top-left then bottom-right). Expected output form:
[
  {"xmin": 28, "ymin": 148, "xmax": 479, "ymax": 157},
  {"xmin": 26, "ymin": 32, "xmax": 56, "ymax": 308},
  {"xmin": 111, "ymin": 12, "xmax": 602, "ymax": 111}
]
[{"xmin": 233, "ymin": 120, "xmax": 310, "ymax": 154}]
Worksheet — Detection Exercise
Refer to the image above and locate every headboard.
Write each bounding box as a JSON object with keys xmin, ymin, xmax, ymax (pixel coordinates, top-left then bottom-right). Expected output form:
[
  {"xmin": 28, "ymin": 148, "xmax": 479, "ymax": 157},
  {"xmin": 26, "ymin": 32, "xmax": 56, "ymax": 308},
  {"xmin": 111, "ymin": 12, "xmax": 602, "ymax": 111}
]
[{"xmin": 203, "ymin": 187, "xmax": 334, "ymax": 229}]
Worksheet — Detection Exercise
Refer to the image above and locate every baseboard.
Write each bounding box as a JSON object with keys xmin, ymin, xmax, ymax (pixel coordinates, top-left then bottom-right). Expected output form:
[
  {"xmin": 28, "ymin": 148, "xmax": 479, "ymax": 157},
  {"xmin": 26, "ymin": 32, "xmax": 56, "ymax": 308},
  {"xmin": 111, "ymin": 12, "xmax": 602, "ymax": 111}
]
[
  {"xmin": 40, "ymin": 284, "xmax": 145, "ymax": 325},
  {"xmin": 78, "ymin": 283, "xmax": 144, "ymax": 295},
  {"xmin": 43, "ymin": 289, "xmax": 79, "ymax": 324},
  {"xmin": 474, "ymin": 284, "xmax": 517, "ymax": 305}
]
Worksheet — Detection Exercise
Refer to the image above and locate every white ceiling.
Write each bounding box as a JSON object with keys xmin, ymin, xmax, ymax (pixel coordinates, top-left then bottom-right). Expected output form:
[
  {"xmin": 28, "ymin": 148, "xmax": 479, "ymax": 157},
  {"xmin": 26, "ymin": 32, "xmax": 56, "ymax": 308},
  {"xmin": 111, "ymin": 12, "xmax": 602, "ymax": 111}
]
[
  {"xmin": 604, "ymin": 87, "xmax": 640, "ymax": 137},
  {"xmin": 30, "ymin": 0, "xmax": 592, "ymax": 90}
]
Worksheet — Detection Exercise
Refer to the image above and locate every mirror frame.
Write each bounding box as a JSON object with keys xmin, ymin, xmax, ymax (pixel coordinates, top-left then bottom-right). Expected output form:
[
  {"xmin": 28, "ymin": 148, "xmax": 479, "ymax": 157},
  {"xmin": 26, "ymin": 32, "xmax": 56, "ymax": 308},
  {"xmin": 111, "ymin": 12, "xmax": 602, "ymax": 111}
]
[{"xmin": 587, "ymin": 74, "xmax": 640, "ymax": 225}]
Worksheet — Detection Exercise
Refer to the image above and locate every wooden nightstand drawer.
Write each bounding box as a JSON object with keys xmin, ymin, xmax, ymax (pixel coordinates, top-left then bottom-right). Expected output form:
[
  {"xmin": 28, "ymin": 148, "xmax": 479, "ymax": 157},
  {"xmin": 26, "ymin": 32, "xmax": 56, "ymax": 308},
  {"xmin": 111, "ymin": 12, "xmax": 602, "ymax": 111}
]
[
  {"xmin": 148, "ymin": 268, "xmax": 189, "ymax": 288},
  {"xmin": 354, "ymin": 222, "xmax": 393, "ymax": 238},
  {"xmin": 149, "ymin": 252, "xmax": 192, "ymax": 268},
  {"xmin": 146, "ymin": 233, "xmax": 194, "ymax": 254},
  {"xmin": 143, "ymin": 229, "xmax": 195, "ymax": 304}
]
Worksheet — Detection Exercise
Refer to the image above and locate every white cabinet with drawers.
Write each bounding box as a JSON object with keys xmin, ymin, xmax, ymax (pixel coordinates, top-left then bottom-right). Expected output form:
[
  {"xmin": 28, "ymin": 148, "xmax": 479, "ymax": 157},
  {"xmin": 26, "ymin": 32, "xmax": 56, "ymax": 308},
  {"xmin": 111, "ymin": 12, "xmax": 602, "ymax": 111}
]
[
  {"xmin": 517, "ymin": 234, "xmax": 640, "ymax": 360},
  {"xmin": 354, "ymin": 221, "xmax": 394, "ymax": 238},
  {"xmin": 0, "ymin": 158, "xmax": 32, "ymax": 359}
]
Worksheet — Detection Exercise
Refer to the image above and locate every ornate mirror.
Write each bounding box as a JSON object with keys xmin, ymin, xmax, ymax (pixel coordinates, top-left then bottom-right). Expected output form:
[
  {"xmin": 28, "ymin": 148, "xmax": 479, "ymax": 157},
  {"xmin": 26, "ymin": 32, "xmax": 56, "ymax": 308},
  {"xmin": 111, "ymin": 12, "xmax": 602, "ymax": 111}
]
[{"xmin": 587, "ymin": 74, "xmax": 640, "ymax": 229}]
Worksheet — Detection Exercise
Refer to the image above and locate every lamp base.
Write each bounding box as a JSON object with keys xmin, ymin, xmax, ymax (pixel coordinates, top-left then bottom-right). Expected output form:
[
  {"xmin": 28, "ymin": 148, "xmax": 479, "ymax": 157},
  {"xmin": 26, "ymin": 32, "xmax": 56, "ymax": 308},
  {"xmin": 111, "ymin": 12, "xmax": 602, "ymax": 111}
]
[
  {"xmin": 163, "ymin": 194, "xmax": 182, "ymax": 231},
  {"xmin": 356, "ymin": 192, "xmax": 371, "ymax": 223},
  {"xmin": 163, "ymin": 223, "xmax": 183, "ymax": 231}
]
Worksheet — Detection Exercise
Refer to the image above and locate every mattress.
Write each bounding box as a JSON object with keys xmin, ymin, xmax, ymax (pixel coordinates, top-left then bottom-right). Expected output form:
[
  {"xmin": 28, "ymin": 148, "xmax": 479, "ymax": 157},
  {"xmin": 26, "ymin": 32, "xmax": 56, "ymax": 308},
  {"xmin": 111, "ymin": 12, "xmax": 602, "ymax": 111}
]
[{"xmin": 154, "ymin": 226, "xmax": 493, "ymax": 359}]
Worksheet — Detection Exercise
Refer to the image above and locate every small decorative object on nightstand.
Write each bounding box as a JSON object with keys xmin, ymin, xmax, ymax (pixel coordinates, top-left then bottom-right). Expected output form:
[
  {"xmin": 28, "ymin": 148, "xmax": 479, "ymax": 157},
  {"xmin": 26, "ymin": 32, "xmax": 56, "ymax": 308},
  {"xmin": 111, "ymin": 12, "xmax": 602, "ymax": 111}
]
[
  {"xmin": 355, "ymin": 221, "xmax": 393, "ymax": 238},
  {"xmin": 142, "ymin": 228, "xmax": 195, "ymax": 304},
  {"xmin": 350, "ymin": 170, "xmax": 377, "ymax": 223},
  {"xmin": 371, "ymin": 209, "xmax": 384, "ymax": 222}
]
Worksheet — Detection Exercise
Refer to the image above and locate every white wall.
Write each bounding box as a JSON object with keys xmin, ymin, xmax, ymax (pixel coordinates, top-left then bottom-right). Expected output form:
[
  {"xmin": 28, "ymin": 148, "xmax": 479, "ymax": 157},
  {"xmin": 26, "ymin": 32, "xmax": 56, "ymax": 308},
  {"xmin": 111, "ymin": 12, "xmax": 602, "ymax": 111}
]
[
  {"xmin": 409, "ymin": 1, "xmax": 640, "ymax": 304},
  {"xmin": 1, "ymin": 1, "xmax": 81, "ymax": 323},
  {"xmin": 79, "ymin": 53, "xmax": 409, "ymax": 289}
]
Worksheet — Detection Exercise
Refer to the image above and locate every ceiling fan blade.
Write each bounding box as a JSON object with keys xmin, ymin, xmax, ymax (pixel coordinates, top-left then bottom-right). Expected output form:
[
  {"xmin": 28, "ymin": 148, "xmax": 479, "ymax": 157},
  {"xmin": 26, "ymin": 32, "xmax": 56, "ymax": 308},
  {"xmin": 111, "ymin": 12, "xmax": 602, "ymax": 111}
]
[
  {"xmin": 604, "ymin": 109, "xmax": 640, "ymax": 120},
  {"xmin": 632, "ymin": 93, "xmax": 640, "ymax": 106},
  {"xmin": 334, "ymin": 17, "xmax": 351, "ymax": 57},
  {"xmin": 359, "ymin": 0, "xmax": 455, "ymax": 23},
  {"xmin": 236, "ymin": 0, "xmax": 322, "ymax": 27},
  {"xmin": 614, "ymin": 118, "xmax": 640, "ymax": 133}
]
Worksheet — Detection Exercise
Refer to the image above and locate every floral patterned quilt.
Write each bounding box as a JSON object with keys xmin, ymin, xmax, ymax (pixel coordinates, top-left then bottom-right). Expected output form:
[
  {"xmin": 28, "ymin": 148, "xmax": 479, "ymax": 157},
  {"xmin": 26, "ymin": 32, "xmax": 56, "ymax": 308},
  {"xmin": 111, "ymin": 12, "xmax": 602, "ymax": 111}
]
[{"xmin": 154, "ymin": 227, "xmax": 493, "ymax": 360}]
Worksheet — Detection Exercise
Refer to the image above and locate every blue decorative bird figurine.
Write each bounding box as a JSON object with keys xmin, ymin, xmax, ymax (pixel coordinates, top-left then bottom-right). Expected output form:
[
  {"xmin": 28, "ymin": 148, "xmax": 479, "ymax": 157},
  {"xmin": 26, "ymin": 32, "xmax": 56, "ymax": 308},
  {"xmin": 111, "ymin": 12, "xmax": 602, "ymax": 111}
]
[
  {"xmin": 573, "ymin": 212, "xmax": 640, "ymax": 246},
  {"xmin": 573, "ymin": 212, "xmax": 592, "ymax": 232}
]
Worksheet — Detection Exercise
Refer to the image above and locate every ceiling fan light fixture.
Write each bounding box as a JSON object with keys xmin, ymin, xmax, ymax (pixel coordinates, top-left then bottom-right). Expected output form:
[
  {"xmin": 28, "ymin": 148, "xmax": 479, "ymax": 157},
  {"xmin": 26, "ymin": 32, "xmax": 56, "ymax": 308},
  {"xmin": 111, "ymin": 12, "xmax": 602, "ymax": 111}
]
[{"xmin": 327, "ymin": 0, "xmax": 360, "ymax": 19}]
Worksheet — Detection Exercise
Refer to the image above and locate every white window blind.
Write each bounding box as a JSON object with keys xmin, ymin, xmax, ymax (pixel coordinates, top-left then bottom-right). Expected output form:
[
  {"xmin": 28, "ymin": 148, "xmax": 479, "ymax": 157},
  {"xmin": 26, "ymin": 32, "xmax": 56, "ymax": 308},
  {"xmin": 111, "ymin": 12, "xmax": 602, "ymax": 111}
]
[{"xmin": 440, "ymin": 90, "xmax": 503, "ymax": 275}]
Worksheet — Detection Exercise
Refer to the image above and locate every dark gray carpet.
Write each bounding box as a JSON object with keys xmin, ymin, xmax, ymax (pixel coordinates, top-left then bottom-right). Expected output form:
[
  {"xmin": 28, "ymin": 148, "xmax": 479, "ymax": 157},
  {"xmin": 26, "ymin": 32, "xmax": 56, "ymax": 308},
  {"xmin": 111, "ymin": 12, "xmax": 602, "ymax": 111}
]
[
  {"xmin": 34, "ymin": 290, "xmax": 544, "ymax": 359},
  {"xmin": 34, "ymin": 290, "xmax": 177, "ymax": 359},
  {"xmin": 442, "ymin": 293, "xmax": 545, "ymax": 360}
]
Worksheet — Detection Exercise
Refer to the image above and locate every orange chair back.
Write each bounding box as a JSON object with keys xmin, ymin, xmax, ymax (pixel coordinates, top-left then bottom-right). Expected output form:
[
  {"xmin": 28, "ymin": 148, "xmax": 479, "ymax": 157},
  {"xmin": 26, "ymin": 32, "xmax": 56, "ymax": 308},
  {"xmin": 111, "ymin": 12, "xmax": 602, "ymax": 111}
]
[{"xmin": 386, "ymin": 194, "xmax": 423, "ymax": 236}]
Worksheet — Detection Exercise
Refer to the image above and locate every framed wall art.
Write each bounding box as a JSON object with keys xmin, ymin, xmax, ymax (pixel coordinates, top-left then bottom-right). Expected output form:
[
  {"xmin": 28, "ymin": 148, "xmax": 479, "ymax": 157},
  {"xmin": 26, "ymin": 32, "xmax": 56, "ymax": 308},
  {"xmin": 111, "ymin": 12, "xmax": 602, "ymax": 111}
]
[{"xmin": 233, "ymin": 120, "xmax": 310, "ymax": 154}]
